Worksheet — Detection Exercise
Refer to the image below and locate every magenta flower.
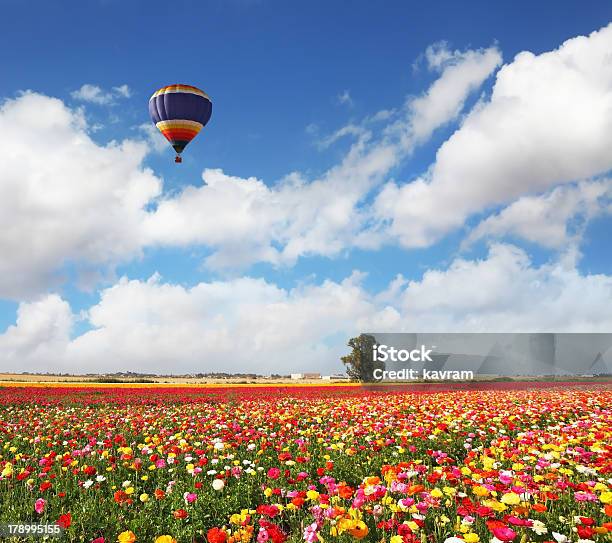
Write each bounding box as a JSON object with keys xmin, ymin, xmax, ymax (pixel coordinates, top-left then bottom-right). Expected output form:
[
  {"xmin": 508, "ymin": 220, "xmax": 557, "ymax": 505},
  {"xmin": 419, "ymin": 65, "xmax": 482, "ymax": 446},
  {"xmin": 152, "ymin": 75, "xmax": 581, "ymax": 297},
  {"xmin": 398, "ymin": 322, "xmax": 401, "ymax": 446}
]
[
  {"xmin": 34, "ymin": 498, "xmax": 45, "ymax": 514},
  {"xmin": 492, "ymin": 527, "xmax": 516, "ymax": 541}
]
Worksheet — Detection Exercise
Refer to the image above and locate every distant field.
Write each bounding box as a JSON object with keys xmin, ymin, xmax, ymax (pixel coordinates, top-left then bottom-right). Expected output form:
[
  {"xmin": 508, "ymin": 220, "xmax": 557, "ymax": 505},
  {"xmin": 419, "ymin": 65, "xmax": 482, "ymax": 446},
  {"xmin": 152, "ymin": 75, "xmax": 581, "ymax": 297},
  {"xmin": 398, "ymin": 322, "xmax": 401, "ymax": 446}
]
[
  {"xmin": 0, "ymin": 373, "xmax": 330, "ymax": 385},
  {"xmin": 0, "ymin": 372, "xmax": 609, "ymax": 386}
]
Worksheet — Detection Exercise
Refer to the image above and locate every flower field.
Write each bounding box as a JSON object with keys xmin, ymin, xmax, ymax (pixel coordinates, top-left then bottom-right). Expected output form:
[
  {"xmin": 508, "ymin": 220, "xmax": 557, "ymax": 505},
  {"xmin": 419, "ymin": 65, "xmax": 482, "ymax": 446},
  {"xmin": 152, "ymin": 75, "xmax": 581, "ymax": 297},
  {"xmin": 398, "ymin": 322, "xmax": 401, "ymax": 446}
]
[{"xmin": 0, "ymin": 383, "xmax": 610, "ymax": 543}]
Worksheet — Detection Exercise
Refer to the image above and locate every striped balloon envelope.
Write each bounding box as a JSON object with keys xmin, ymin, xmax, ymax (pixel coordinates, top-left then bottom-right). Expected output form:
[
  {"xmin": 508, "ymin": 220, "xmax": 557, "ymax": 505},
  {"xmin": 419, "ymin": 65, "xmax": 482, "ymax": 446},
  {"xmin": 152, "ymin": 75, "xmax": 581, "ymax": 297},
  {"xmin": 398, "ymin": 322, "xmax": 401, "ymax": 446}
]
[{"xmin": 149, "ymin": 84, "xmax": 213, "ymax": 163}]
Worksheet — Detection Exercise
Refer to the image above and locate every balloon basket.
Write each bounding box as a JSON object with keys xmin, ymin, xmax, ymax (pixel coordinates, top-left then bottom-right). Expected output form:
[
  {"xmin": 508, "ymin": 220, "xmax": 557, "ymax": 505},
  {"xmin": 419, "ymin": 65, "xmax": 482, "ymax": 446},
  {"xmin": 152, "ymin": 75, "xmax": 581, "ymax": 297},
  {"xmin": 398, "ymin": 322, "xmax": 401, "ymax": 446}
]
[{"xmin": 175, "ymin": 156, "xmax": 182, "ymax": 163}]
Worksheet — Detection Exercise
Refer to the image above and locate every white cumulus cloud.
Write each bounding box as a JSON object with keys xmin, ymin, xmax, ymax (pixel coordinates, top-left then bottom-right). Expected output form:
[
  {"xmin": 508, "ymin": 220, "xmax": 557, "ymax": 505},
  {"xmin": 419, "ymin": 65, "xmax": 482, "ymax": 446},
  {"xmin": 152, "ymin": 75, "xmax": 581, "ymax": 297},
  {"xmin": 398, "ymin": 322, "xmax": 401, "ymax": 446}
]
[
  {"xmin": 71, "ymin": 83, "xmax": 132, "ymax": 105},
  {"xmin": 0, "ymin": 92, "xmax": 161, "ymax": 299},
  {"xmin": 376, "ymin": 24, "xmax": 612, "ymax": 248},
  {"xmin": 0, "ymin": 244, "xmax": 610, "ymax": 374}
]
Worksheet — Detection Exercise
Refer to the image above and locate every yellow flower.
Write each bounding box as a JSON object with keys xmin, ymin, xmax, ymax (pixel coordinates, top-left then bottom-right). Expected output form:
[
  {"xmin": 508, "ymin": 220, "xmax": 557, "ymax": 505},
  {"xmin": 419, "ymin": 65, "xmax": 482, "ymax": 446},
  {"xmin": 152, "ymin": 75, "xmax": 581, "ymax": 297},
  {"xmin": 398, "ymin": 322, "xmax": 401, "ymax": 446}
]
[
  {"xmin": 501, "ymin": 492, "xmax": 521, "ymax": 505},
  {"xmin": 307, "ymin": 490, "xmax": 320, "ymax": 501},
  {"xmin": 117, "ymin": 531, "xmax": 136, "ymax": 543},
  {"xmin": 390, "ymin": 536, "xmax": 404, "ymax": 543},
  {"xmin": 125, "ymin": 487, "xmax": 134, "ymax": 495},
  {"xmin": 464, "ymin": 533, "xmax": 480, "ymax": 542},
  {"xmin": 483, "ymin": 499, "xmax": 507, "ymax": 512},
  {"xmin": 154, "ymin": 537, "xmax": 176, "ymax": 543},
  {"xmin": 139, "ymin": 493, "xmax": 149, "ymax": 502},
  {"xmin": 600, "ymin": 491, "xmax": 612, "ymax": 504},
  {"xmin": 473, "ymin": 485, "xmax": 489, "ymax": 497},
  {"xmin": 406, "ymin": 521, "xmax": 419, "ymax": 532},
  {"xmin": 430, "ymin": 487, "xmax": 443, "ymax": 498}
]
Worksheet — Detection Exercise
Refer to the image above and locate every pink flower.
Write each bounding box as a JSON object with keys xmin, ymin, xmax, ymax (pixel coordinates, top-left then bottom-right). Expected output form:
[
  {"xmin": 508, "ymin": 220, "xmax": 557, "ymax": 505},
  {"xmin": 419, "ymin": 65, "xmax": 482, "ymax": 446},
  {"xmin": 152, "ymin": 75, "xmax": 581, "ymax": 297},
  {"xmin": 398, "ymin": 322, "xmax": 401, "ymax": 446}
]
[
  {"xmin": 303, "ymin": 522, "xmax": 319, "ymax": 543},
  {"xmin": 267, "ymin": 468, "xmax": 280, "ymax": 479},
  {"xmin": 492, "ymin": 527, "xmax": 516, "ymax": 541},
  {"xmin": 574, "ymin": 491, "xmax": 597, "ymax": 502},
  {"xmin": 34, "ymin": 498, "xmax": 45, "ymax": 514},
  {"xmin": 184, "ymin": 492, "xmax": 198, "ymax": 504}
]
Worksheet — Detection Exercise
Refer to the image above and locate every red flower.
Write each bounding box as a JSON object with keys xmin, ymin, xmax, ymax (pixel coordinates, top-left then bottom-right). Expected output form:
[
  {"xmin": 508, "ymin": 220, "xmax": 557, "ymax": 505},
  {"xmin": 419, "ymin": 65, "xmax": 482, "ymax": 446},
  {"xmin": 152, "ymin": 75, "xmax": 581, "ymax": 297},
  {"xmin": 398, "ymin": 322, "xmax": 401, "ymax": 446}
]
[
  {"xmin": 267, "ymin": 467, "xmax": 281, "ymax": 479},
  {"xmin": 577, "ymin": 525, "xmax": 593, "ymax": 539},
  {"xmin": 257, "ymin": 504, "xmax": 280, "ymax": 517},
  {"xmin": 154, "ymin": 488, "xmax": 166, "ymax": 500},
  {"xmin": 114, "ymin": 490, "xmax": 128, "ymax": 504},
  {"xmin": 291, "ymin": 497, "xmax": 305, "ymax": 508},
  {"xmin": 57, "ymin": 513, "xmax": 71, "ymax": 529},
  {"xmin": 174, "ymin": 508, "xmax": 188, "ymax": 519},
  {"xmin": 207, "ymin": 528, "xmax": 227, "ymax": 543}
]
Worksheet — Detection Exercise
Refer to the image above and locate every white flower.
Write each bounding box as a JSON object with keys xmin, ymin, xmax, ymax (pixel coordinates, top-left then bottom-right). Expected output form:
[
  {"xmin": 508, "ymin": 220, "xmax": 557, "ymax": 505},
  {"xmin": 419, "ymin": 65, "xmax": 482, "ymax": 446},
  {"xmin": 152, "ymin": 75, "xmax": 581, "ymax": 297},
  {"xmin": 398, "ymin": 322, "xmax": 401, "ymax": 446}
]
[
  {"xmin": 96, "ymin": 475, "xmax": 106, "ymax": 482},
  {"xmin": 83, "ymin": 480, "xmax": 94, "ymax": 489},
  {"xmin": 214, "ymin": 442, "xmax": 224, "ymax": 450},
  {"xmin": 443, "ymin": 538, "xmax": 466, "ymax": 543},
  {"xmin": 530, "ymin": 520, "xmax": 547, "ymax": 535},
  {"xmin": 212, "ymin": 479, "xmax": 225, "ymax": 491},
  {"xmin": 552, "ymin": 532, "xmax": 568, "ymax": 543}
]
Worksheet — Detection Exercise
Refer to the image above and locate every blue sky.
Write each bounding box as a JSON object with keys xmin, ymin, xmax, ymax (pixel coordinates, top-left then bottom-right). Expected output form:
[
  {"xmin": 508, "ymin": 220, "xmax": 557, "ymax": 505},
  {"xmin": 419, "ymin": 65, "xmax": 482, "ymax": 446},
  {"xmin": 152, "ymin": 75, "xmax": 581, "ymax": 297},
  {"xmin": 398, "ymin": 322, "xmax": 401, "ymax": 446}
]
[{"xmin": 0, "ymin": 1, "xmax": 611, "ymax": 373}]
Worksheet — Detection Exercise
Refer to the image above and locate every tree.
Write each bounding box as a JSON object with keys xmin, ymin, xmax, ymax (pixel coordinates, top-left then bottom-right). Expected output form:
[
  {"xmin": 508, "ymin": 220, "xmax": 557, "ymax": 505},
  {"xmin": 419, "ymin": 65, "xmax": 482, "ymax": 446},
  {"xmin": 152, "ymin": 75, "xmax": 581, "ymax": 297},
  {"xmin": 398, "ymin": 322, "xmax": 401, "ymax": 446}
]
[{"xmin": 341, "ymin": 334, "xmax": 383, "ymax": 381}]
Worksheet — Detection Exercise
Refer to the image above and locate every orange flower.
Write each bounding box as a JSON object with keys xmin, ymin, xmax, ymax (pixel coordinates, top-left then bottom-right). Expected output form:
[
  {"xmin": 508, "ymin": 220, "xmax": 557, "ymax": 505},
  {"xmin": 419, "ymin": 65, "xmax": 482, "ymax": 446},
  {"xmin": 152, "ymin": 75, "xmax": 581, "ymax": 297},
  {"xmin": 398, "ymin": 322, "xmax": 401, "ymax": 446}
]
[
  {"xmin": 338, "ymin": 484, "xmax": 354, "ymax": 499},
  {"xmin": 117, "ymin": 531, "xmax": 136, "ymax": 543},
  {"xmin": 154, "ymin": 488, "xmax": 166, "ymax": 500},
  {"xmin": 348, "ymin": 520, "xmax": 369, "ymax": 540},
  {"xmin": 173, "ymin": 509, "xmax": 188, "ymax": 520}
]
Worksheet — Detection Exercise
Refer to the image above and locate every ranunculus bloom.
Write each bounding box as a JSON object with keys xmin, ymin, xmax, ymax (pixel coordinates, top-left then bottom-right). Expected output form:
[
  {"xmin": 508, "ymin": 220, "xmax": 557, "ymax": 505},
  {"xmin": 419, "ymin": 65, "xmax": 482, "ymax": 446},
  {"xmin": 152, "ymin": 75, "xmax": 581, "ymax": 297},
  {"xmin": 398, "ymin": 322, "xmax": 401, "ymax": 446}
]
[
  {"xmin": 267, "ymin": 467, "xmax": 281, "ymax": 479},
  {"xmin": 57, "ymin": 513, "xmax": 71, "ymax": 529},
  {"xmin": 34, "ymin": 498, "xmax": 45, "ymax": 514},
  {"xmin": 173, "ymin": 509, "xmax": 188, "ymax": 519},
  {"xmin": 117, "ymin": 531, "xmax": 136, "ymax": 543},
  {"xmin": 207, "ymin": 527, "xmax": 227, "ymax": 543},
  {"xmin": 184, "ymin": 492, "xmax": 197, "ymax": 504},
  {"xmin": 154, "ymin": 536, "xmax": 177, "ymax": 543},
  {"xmin": 212, "ymin": 479, "xmax": 225, "ymax": 491},
  {"xmin": 492, "ymin": 527, "xmax": 516, "ymax": 541}
]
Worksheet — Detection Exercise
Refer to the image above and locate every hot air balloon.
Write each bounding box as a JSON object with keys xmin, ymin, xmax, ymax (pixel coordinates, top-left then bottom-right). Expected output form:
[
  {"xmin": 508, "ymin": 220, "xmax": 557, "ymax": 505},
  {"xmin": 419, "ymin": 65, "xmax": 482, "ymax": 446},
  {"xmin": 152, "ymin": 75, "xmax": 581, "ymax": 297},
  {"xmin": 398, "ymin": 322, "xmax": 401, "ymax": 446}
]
[{"xmin": 149, "ymin": 84, "xmax": 212, "ymax": 163}]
